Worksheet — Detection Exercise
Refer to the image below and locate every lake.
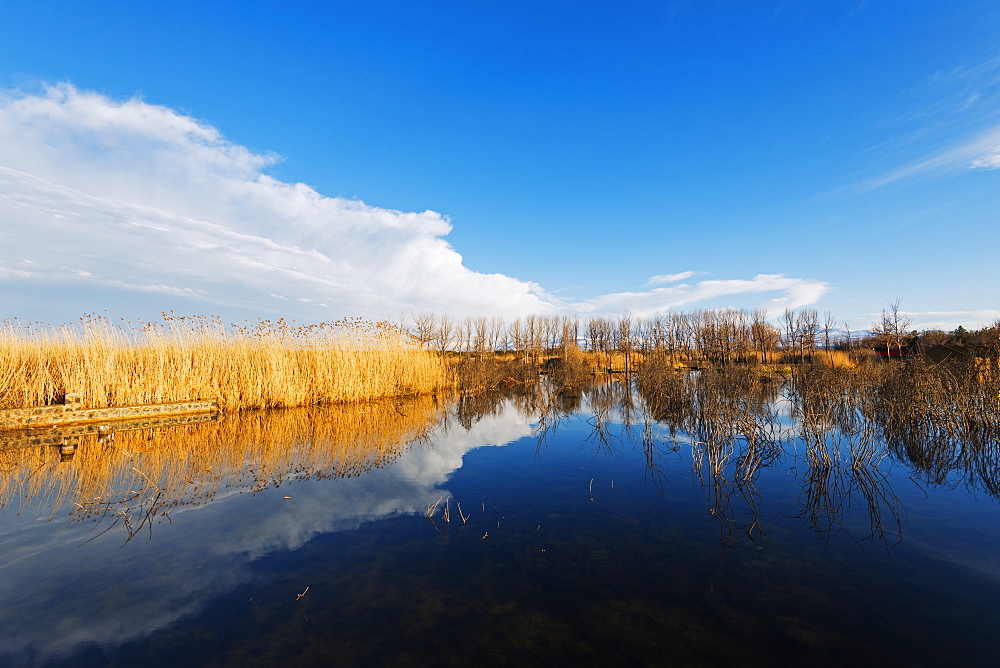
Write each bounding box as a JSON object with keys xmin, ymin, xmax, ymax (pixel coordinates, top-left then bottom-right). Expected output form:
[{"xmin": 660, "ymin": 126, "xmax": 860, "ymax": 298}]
[{"xmin": 0, "ymin": 378, "xmax": 997, "ymax": 666}]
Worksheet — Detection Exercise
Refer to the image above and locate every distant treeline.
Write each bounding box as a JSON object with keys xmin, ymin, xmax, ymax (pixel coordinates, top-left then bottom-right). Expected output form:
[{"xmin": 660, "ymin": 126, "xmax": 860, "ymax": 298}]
[{"xmin": 410, "ymin": 305, "xmax": 1000, "ymax": 367}]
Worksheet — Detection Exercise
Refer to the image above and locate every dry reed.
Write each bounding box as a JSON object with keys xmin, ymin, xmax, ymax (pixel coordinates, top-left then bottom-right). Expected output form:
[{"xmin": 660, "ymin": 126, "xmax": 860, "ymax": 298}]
[
  {"xmin": 813, "ymin": 350, "xmax": 857, "ymax": 369},
  {"xmin": 0, "ymin": 314, "xmax": 450, "ymax": 411}
]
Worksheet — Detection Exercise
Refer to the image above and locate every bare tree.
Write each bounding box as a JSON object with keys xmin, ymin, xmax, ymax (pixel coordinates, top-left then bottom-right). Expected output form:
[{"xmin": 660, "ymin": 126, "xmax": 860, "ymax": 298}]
[
  {"xmin": 559, "ymin": 316, "xmax": 580, "ymax": 354},
  {"xmin": 455, "ymin": 317, "xmax": 473, "ymax": 354},
  {"xmin": 644, "ymin": 315, "xmax": 666, "ymax": 360},
  {"xmin": 822, "ymin": 311, "xmax": 837, "ymax": 353},
  {"xmin": 434, "ymin": 315, "xmax": 455, "ymax": 354},
  {"xmin": 486, "ymin": 316, "xmax": 505, "ymax": 354},
  {"xmin": 799, "ymin": 309, "xmax": 819, "ymax": 362},
  {"xmin": 872, "ymin": 299, "xmax": 912, "ymax": 359},
  {"xmin": 524, "ymin": 315, "xmax": 545, "ymax": 364},
  {"xmin": 782, "ymin": 308, "xmax": 818, "ymax": 363},
  {"xmin": 750, "ymin": 310, "xmax": 779, "ymax": 365},
  {"xmin": 617, "ymin": 313, "xmax": 633, "ymax": 373},
  {"xmin": 412, "ymin": 312, "xmax": 437, "ymax": 348},
  {"xmin": 587, "ymin": 317, "xmax": 614, "ymax": 371},
  {"xmin": 508, "ymin": 317, "xmax": 525, "ymax": 361},
  {"xmin": 471, "ymin": 316, "xmax": 489, "ymax": 356}
]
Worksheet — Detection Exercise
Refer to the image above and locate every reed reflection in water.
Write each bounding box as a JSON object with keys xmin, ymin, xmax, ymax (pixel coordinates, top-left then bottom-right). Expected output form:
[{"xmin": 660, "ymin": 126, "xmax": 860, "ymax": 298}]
[
  {"xmin": 0, "ymin": 392, "xmax": 538, "ymax": 663},
  {"xmin": 0, "ymin": 393, "xmax": 446, "ymax": 543}
]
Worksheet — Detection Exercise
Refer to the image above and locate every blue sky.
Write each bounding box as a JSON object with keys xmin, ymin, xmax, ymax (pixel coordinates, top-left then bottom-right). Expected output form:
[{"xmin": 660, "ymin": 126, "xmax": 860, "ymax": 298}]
[{"xmin": 1, "ymin": 1, "xmax": 998, "ymax": 330}]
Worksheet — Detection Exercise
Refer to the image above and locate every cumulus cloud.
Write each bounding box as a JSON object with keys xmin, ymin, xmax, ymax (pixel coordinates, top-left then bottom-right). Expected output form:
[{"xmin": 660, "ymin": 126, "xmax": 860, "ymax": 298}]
[
  {"xmin": 0, "ymin": 84, "xmax": 829, "ymax": 322},
  {"xmin": 0, "ymin": 84, "xmax": 555, "ymax": 320}
]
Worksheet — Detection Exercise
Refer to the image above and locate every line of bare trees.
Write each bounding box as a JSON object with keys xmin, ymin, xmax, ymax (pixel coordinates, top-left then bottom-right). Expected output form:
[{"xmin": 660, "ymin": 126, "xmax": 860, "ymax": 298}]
[{"xmin": 409, "ymin": 307, "xmax": 855, "ymax": 367}]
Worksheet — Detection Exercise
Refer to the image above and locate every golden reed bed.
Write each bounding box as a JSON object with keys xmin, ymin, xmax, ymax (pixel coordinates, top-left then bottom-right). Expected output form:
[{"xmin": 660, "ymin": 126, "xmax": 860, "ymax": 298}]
[{"xmin": 0, "ymin": 314, "xmax": 451, "ymax": 411}]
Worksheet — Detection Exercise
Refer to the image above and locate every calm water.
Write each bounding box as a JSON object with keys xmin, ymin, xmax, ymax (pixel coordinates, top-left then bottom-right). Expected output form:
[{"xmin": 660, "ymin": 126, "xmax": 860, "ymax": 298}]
[{"xmin": 0, "ymin": 380, "xmax": 998, "ymax": 666}]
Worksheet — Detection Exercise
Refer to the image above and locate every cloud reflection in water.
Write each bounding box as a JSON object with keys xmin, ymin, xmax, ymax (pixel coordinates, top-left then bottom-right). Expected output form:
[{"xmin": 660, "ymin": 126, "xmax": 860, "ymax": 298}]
[{"xmin": 0, "ymin": 396, "xmax": 533, "ymax": 661}]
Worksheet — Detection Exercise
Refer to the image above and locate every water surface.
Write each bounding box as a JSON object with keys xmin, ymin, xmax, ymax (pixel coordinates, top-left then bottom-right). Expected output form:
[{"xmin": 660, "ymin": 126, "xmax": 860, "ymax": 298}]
[{"xmin": 0, "ymin": 381, "xmax": 997, "ymax": 666}]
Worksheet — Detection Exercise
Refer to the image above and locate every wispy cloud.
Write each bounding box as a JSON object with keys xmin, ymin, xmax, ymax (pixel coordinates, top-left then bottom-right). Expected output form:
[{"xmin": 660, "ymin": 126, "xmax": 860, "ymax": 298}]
[
  {"xmin": 578, "ymin": 274, "xmax": 830, "ymax": 318},
  {"xmin": 860, "ymin": 123, "xmax": 1000, "ymax": 189},
  {"xmin": 970, "ymin": 146, "xmax": 1000, "ymax": 169},
  {"xmin": 644, "ymin": 271, "xmax": 699, "ymax": 285},
  {"xmin": 0, "ymin": 84, "xmax": 831, "ymax": 322},
  {"xmin": 858, "ymin": 53, "xmax": 1000, "ymax": 190}
]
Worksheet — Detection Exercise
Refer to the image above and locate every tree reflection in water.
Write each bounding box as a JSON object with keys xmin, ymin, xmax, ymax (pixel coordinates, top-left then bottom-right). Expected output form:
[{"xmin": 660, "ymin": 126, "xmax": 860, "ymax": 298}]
[{"xmin": 596, "ymin": 361, "xmax": 992, "ymax": 552}]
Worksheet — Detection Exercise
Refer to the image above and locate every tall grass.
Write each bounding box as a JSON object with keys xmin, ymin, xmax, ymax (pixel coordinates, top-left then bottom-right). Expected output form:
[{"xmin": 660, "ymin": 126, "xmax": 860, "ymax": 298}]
[{"xmin": 0, "ymin": 314, "xmax": 450, "ymax": 411}]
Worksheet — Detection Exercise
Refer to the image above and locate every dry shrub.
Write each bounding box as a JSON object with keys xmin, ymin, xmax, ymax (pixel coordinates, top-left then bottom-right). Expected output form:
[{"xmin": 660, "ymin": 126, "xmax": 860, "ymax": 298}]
[
  {"xmin": 545, "ymin": 344, "xmax": 597, "ymax": 387},
  {"xmin": 452, "ymin": 355, "xmax": 538, "ymax": 393}
]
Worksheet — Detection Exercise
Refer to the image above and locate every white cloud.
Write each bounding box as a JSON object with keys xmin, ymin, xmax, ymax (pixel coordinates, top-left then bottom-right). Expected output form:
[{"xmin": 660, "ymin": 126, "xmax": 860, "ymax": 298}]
[
  {"xmin": 645, "ymin": 271, "xmax": 698, "ymax": 285},
  {"xmin": 858, "ymin": 124, "xmax": 1000, "ymax": 190},
  {"xmin": 853, "ymin": 51, "xmax": 1000, "ymax": 190},
  {"xmin": 580, "ymin": 274, "xmax": 829, "ymax": 318},
  {"xmin": 0, "ymin": 84, "xmax": 830, "ymax": 322},
  {"xmin": 970, "ymin": 151, "xmax": 1000, "ymax": 169}
]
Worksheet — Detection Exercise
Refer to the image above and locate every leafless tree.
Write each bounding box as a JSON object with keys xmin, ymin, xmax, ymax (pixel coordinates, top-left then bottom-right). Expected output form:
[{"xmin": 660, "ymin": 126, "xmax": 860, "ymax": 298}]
[
  {"xmin": 750, "ymin": 310, "xmax": 779, "ymax": 364},
  {"xmin": 508, "ymin": 317, "xmax": 526, "ymax": 362},
  {"xmin": 822, "ymin": 311, "xmax": 837, "ymax": 352},
  {"xmin": 872, "ymin": 299, "xmax": 912, "ymax": 359},
  {"xmin": 782, "ymin": 308, "xmax": 819, "ymax": 363},
  {"xmin": 617, "ymin": 313, "xmax": 634, "ymax": 373},
  {"xmin": 587, "ymin": 317, "xmax": 614, "ymax": 371},
  {"xmin": 434, "ymin": 315, "xmax": 455, "ymax": 354},
  {"xmin": 559, "ymin": 316, "xmax": 580, "ymax": 354},
  {"xmin": 486, "ymin": 315, "xmax": 505, "ymax": 354},
  {"xmin": 412, "ymin": 312, "xmax": 437, "ymax": 348}
]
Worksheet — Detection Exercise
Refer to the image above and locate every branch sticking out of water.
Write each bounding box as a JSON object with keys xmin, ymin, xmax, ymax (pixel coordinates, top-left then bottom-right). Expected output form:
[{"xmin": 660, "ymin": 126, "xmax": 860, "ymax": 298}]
[{"xmin": 426, "ymin": 497, "xmax": 442, "ymax": 518}]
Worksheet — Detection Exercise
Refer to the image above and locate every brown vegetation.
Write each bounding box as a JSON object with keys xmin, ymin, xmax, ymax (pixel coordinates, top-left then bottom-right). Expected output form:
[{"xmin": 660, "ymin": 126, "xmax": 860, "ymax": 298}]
[
  {"xmin": 0, "ymin": 314, "xmax": 450, "ymax": 411},
  {"xmin": 0, "ymin": 393, "xmax": 445, "ymax": 539},
  {"xmin": 4, "ymin": 305, "xmax": 997, "ymax": 414},
  {"xmin": 411, "ymin": 307, "xmax": 999, "ymax": 382}
]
